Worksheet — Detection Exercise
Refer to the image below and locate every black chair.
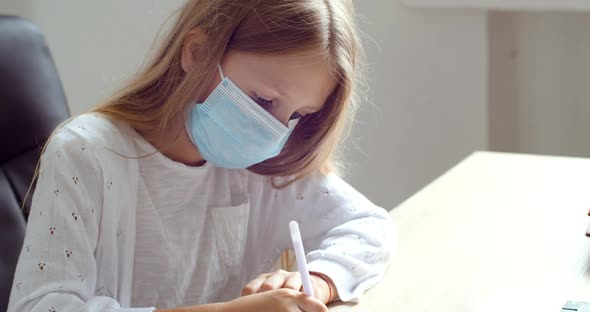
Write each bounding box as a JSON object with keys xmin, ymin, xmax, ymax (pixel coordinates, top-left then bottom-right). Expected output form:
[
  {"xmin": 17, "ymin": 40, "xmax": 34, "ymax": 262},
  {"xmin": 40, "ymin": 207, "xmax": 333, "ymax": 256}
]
[{"xmin": 0, "ymin": 15, "xmax": 70, "ymax": 312}]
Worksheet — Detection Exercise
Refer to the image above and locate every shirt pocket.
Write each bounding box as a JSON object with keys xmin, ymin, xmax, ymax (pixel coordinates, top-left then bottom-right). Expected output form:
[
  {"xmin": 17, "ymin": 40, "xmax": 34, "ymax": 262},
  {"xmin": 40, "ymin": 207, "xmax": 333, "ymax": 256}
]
[{"xmin": 210, "ymin": 202, "xmax": 250, "ymax": 268}]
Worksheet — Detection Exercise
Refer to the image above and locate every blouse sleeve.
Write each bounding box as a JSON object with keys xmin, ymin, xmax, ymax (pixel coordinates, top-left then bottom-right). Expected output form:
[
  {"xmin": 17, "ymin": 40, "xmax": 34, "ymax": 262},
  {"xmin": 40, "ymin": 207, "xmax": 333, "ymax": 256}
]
[
  {"xmin": 7, "ymin": 131, "xmax": 153, "ymax": 312},
  {"xmin": 251, "ymin": 172, "xmax": 396, "ymax": 302}
]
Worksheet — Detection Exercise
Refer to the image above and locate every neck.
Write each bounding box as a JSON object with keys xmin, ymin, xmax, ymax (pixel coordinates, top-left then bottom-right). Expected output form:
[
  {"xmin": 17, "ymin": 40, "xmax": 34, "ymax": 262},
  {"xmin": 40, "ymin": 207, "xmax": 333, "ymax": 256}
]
[{"xmin": 139, "ymin": 120, "xmax": 206, "ymax": 167}]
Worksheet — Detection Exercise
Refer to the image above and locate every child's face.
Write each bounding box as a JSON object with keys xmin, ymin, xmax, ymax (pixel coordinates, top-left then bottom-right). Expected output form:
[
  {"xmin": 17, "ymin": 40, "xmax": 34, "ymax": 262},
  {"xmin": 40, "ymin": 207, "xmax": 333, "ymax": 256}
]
[{"xmin": 200, "ymin": 49, "xmax": 335, "ymax": 126}]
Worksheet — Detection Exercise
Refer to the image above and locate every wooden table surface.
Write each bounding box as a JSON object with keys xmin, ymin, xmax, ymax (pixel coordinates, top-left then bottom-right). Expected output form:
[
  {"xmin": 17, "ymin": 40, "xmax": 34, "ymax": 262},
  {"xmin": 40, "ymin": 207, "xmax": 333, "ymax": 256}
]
[{"xmin": 329, "ymin": 152, "xmax": 590, "ymax": 312}]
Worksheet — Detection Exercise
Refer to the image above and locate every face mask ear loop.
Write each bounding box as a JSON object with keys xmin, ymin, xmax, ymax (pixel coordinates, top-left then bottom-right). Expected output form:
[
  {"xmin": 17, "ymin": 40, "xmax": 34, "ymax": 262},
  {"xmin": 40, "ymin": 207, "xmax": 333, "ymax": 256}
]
[{"xmin": 217, "ymin": 63, "xmax": 225, "ymax": 80}]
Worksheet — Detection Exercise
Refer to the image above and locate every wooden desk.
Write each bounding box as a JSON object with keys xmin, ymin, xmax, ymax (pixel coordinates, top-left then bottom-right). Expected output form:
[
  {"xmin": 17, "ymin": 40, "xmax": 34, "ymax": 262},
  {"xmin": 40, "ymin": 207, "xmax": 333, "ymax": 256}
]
[{"xmin": 329, "ymin": 152, "xmax": 590, "ymax": 311}]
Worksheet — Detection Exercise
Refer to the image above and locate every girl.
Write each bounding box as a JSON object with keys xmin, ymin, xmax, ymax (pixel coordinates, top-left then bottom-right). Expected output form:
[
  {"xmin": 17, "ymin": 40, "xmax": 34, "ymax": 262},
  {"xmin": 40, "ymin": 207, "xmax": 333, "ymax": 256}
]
[{"xmin": 8, "ymin": 1, "xmax": 394, "ymax": 311}]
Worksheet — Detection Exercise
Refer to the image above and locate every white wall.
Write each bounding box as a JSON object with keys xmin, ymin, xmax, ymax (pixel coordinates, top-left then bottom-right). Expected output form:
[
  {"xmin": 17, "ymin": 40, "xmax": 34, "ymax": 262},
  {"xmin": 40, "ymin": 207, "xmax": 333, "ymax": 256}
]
[
  {"xmin": 349, "ymin": 3, "xmax": 488, "ymax": 208},
  {"xmin": 488, "ymin": 11, "xmax": 590, "ymax": 157},
  {"xmin": 0, "ymin": 0, "xmax": 186, "ymax": 114},
  {"xmin": 0, "ymin": 1, "xmax": 489, "ymax": 209},
  {"xmin": 402, "ymin": 0, "xmax": 590, "ymax": 11},
  {"xmin": 515, "ymin": 12, "xmax": 590, "ymax": 157},
  {"xmin": 0, "ymin": 1, "xmax": 34, "ymax": 20},
  {"xmin": 488, "ymin": 12, "xmax": 519, "ymax": 152}
]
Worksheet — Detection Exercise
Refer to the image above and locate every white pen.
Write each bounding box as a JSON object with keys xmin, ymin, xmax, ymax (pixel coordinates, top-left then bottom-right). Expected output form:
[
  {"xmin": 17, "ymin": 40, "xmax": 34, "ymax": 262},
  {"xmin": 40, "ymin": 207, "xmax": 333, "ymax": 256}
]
[{"xmin": 289, "ymin": 220, "xmax": 314, "ymax": 297}]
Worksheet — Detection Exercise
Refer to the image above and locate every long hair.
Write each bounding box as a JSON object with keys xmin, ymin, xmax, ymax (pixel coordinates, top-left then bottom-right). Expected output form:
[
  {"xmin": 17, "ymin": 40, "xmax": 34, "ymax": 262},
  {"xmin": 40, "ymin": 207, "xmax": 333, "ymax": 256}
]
[{"xmin": 92, "ymin": 0, "xmax": 364, "ymax": 185}]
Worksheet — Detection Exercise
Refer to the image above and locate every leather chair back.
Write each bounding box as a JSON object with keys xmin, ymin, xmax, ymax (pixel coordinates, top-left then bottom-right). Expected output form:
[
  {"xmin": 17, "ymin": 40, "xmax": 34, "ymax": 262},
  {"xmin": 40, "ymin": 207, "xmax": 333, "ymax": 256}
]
[{"xmin": 0, "ymin": 15, "xmax": 70, "ymax": 312}]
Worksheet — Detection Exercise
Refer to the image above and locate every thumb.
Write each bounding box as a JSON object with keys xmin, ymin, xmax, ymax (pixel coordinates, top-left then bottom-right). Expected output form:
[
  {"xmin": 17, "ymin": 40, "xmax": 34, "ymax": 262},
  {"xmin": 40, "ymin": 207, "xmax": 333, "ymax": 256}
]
[{"xmin": 296, "ymin": 293, "xmax": 328, "ymax": 312}]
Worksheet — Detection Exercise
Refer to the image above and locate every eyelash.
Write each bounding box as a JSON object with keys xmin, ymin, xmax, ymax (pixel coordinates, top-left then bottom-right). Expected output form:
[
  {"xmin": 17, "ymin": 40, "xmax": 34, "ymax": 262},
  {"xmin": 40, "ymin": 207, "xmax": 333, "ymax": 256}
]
[{"xmin": 252, "ymin": 95, "xmax": 303, "ymax": 120}]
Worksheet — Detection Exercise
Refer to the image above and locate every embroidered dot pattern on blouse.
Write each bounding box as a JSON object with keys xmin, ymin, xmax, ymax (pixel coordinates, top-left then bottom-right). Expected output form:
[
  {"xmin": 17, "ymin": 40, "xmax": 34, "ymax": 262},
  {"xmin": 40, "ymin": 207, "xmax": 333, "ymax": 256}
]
[
  {"xmin": 9, "ymin": 115, "xmax": 393, "ymax": 309},
  {"xmin": 29, "ymin": 147, "xmax": 341, "ymax": 293},
  {"xmin": 19, "ymin": 145, "xmax": 88, "ymax": 294}
]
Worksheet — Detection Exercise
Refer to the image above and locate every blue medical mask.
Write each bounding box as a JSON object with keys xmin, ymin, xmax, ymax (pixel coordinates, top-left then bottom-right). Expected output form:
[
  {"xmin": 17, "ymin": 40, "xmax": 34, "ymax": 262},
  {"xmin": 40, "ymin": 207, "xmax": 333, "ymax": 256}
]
[{"xmin": 186, "ymin": 64, "xmax": 298, "ymax": 169}]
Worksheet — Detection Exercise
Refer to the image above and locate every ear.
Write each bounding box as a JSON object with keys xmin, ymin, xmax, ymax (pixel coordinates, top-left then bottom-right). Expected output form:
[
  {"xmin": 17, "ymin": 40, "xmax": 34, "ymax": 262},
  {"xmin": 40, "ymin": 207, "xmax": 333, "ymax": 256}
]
[{"xmin": 181, "ymin": 28, "xmax": 208, "ymax": 74}]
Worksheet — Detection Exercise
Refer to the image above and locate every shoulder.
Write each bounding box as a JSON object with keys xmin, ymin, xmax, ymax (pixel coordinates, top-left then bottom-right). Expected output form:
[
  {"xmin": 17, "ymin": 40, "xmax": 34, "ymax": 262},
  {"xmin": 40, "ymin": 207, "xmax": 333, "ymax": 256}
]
[
  {"xmin": 46, "ymin": 113, "xmax": 135, "ymax": 153},
  {"xmin": 44, "ymin": 112, "xmax": 139, "ymax": 162},
  {"xmin": 42, "ymin": 113, "xmax": 140, "ymax": 177}
]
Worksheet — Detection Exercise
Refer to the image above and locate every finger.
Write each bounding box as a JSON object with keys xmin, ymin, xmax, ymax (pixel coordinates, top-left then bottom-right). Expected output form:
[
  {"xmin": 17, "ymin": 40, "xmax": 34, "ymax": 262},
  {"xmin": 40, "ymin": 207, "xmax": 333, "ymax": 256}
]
[
  {"xmin": 309, "ymin": 274, "xmax": 330, "ymax": 304},
  {"xmin": 296, "ymin": 293, "xmax": 329, "ymax": 312},
  {"xmin": 283, "ymin": 273, "xmax": 303, "ymax": 291},
  {"xmin": 242, "ymin": 273, "xmax": 271, "ymax": 296},
  {"xmin": 259, "ymin": 270, "xmax": 291, "ymax": 292}
]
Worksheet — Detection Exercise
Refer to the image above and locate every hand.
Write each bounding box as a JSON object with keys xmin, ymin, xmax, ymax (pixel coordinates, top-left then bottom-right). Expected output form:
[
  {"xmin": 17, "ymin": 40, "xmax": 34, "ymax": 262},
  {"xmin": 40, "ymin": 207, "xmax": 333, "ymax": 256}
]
[
  {"xmin": 241, "ymin": 270, "xmax": 333, "ymax": 304},
  {"xmin": 228, "ymin": 288, "xmax": 328, "ymax": 312}
]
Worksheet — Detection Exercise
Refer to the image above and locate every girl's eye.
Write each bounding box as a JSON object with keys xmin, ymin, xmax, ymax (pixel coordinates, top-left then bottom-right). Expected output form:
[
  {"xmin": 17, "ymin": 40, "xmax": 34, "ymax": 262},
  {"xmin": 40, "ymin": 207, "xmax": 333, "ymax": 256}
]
[
  {"xmin": 252, "ymin": 94, "xmax": 303, "ymax": 120},
  {"xmin": 290, "ymin": 112, "xmax": 303, "ymax": 120},
  {"xmin": 252, "ymin": 94, "xmax": 273, "ymax": 108}
]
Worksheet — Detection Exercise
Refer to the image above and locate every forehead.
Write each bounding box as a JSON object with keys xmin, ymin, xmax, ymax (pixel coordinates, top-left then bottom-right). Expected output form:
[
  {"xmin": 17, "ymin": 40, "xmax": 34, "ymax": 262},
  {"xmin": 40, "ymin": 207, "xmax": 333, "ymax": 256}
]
[{"xmin": 223, "ymin": 49, "xmax": 336, "ymax": 109}]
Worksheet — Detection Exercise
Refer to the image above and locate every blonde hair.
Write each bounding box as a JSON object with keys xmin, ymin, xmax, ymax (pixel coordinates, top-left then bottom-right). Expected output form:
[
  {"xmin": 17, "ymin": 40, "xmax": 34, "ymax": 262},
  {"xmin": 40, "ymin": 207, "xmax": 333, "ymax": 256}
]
[{"xmin": 96, "ymin": 0, "xmax": 364, "ymax": 184}]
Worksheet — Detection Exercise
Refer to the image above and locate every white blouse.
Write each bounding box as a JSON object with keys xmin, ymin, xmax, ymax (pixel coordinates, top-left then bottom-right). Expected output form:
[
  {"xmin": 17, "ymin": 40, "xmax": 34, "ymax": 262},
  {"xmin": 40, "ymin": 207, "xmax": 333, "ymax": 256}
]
[{"xmin": 8, "ymin": 113, "xmax": 395, "ymax": 312}]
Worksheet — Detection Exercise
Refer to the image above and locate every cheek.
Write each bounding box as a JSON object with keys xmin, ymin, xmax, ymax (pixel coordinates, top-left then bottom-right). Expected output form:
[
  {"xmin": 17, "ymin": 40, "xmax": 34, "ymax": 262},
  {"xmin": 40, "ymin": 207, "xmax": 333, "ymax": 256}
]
[
  {"xmin": 267, "ymin": 104, "xmax": 299, "ymax": 126},
  {"xmin": 197, "ymin": 74, "xmax": 222, "ymax": 103}
]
